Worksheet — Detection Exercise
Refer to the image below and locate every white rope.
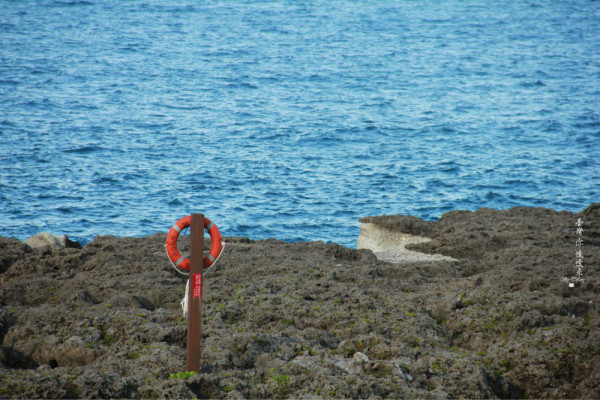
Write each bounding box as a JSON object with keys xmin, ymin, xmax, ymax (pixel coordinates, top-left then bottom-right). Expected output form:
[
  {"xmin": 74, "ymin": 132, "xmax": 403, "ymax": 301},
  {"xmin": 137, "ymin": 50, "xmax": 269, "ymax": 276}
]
[
  {"xmin": 165, "ymin": 241, "xmax": 227, "ymax": 275},
  {"xmin": 178, "ymin": 242, "xmax": 227, "ymax": 316},
  {"xmin": 203, "ymin": 241, "xmax": 227, "ymax": 274},
  {"xmin": 181, "ymin": 278, "xmax": 189, "ymax": 316}
]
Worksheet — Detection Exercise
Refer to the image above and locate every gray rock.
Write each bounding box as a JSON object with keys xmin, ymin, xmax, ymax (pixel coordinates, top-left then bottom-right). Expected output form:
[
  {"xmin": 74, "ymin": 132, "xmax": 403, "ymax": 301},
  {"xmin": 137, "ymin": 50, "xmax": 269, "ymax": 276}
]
[{"xmin": 24, "ymin": 232, "xmax": 81, "ymax": 250}]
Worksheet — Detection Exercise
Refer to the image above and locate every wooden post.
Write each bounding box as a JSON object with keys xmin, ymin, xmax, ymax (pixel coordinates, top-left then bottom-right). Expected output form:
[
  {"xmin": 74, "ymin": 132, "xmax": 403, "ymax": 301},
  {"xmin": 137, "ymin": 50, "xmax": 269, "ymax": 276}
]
[{"xmin": 186, "ymin": 213, "xmax": 204, "ymax": 372}]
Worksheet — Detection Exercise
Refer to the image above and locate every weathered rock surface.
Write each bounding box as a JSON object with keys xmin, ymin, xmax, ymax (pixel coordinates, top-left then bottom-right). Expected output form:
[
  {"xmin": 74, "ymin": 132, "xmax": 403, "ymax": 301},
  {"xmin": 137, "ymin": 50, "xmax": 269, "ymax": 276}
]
[
  {"xmin": 24, "ymin": 233, "xmax": 82, "ymax": 251},
  {"xmin": 357, "ymin": 222, "xmax": 457, "ymax": 263},
  {"xmin": 1, "ymin": 204, "xmax": 599, "ymax": 399}
]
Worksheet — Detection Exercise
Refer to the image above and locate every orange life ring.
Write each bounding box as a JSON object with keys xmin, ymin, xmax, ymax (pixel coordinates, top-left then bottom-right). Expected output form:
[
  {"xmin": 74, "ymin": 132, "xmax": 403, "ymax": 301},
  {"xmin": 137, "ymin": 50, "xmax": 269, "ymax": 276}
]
[{"xmin": 165, "ymin": 215, "xmax": 222, "ymax": 271}]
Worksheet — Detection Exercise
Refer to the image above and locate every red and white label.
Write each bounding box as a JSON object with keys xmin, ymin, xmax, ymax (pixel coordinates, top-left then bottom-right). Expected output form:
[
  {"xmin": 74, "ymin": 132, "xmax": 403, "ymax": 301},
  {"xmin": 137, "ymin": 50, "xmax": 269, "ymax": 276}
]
[{"xmin": 193, "ymin": 273, "xmax": 202, "ymax": 298}]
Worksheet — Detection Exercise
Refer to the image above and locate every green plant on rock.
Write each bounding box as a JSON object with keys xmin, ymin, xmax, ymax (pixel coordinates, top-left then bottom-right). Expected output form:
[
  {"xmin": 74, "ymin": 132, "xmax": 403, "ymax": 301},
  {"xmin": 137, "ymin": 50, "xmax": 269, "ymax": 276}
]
[
  {"xmin": 235, "ymin": 283, "xmax": 244, "ymax": 305},
  {"xmin": 410, "ymin": 338, "xmax": 420, "ymax": 348},
  {"xmin": 483, "ymin": 318, "xmax": 500, "ymax": 331},
  {"xmin": 431, "ymin": 361, "xmax": 447, "ymax": 373},
  {"xmin": 502, "ymin": 312, "xmax": 514, "ymax": 321},
  {"xmin": 273, "ymin": 373, "xmax": 290, "ymax": 397},
  {"xmin": 168, "ymin": 371, "xmax": 197, "ymax": 380},
  {"xmin": 221, "ymin": 384, "xmax": 233, "ymax": 392},
  {"xmin": 102, "ymin": 331, "xmax": 118, "ymax": 347}
]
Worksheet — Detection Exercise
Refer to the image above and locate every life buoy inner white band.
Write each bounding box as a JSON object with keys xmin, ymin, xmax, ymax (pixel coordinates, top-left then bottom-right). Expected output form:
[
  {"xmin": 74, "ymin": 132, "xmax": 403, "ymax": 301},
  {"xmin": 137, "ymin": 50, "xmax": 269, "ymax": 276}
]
[{"xmin": 173, "ymin": 224, "xmax": 182, "ymax": 233}]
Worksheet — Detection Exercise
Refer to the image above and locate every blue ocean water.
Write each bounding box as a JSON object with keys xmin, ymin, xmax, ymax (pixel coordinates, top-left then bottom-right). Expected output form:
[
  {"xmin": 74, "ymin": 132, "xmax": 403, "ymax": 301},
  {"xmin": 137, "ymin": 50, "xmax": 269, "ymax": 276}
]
[{"xmin": 1, "ymin": 0, "xmax": 599, "ymax": 248}]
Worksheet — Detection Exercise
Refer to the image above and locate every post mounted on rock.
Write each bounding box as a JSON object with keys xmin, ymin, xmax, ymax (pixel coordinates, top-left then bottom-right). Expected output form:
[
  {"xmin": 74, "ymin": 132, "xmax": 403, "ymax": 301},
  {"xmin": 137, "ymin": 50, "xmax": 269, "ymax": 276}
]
[
  {"xmin": 186, "ymin": 213, "xmax": 204, "ymax": 372},
  {"xmin": 165, "ymin": 213, "xmax": 223, "ymax": 372}
]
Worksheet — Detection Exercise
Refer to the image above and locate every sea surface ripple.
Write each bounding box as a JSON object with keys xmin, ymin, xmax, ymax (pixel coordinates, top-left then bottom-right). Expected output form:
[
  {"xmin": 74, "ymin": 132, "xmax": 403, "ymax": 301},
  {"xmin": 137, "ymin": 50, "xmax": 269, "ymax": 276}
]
[{"xmin": 1, "ymin": 0, "xmax": 599, "ymax": 247}]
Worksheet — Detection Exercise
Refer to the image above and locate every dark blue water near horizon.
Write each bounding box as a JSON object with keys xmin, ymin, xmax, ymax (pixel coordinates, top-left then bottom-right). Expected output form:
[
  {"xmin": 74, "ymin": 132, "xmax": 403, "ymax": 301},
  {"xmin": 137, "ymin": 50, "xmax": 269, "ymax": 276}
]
[{"xmin": 1, "ymin": 0, "xmax": 599, "ymax": 248}]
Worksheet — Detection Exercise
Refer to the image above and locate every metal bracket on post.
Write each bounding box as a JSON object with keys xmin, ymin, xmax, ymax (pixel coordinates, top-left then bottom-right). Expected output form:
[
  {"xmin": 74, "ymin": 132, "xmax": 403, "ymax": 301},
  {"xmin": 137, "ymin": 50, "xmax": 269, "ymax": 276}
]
[{"xmin": 186, "ymin": 213, "xmax": 204, "ymax": 372}]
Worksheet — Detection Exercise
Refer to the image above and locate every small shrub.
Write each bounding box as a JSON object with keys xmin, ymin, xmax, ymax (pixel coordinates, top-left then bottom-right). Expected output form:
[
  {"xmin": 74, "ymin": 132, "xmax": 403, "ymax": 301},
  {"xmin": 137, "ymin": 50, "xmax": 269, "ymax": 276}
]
[
  {"xmin": 274, "ymin": 374, "xmax": 289, "ymax": 396},
  {"xmin": 221, "ymin": 385, "xmax": 233, "ymax": 392},
  {"xmin": 102, "ymin": 332, "xmax": 118, "ymax": 347},
  {"xmin": 168, "ymin": 371, "xmax": 197, "ymax": 380}
]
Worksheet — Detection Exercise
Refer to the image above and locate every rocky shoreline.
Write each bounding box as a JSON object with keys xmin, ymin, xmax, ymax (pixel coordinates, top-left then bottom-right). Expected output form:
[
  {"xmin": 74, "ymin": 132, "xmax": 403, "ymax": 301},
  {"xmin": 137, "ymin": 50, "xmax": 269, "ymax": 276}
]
[{"xmin": 1, "ymin": 205, "xmax": 599, "ymax": 399}]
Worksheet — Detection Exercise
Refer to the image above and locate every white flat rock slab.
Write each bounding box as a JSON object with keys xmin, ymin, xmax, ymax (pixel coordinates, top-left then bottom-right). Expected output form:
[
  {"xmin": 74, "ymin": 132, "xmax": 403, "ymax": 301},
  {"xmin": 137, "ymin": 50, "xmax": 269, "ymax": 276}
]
[{"xmin": 357, "ymin": 222, "xmax": 456, "ymax": 264}]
